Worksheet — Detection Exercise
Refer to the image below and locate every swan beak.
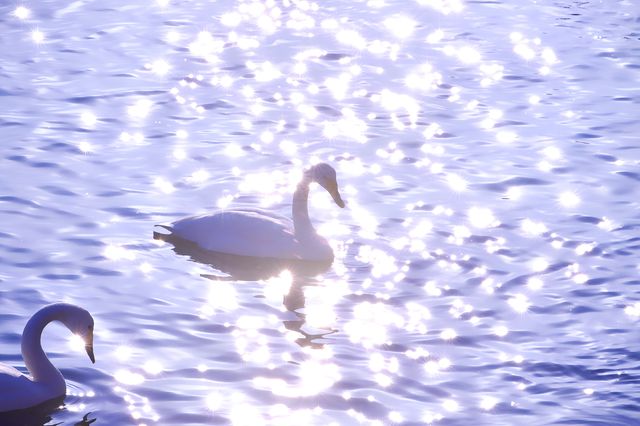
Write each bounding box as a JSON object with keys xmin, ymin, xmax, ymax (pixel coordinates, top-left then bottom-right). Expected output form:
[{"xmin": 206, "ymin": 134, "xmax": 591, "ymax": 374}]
[
  {"xmin": 85, "ymin": 329, "xmax": 95, "ymax": 363},
  {"xmin": 85, "ymin": 344, "xmax": 95, "ymax": 363},
  {"xmin": 329, "ymin": 184, "xmax": 345, "ymax": 208}
]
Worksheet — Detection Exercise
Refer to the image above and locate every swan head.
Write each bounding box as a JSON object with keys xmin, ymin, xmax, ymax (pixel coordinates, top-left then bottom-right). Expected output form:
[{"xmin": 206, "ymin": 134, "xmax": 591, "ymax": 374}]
[
  {"xmin": 56, "ymin": 304, "xmax": 95, "ymax": 364},
  {"xmin": 308, "ymin": 163, "xmax": 345, "ymax": 208}
]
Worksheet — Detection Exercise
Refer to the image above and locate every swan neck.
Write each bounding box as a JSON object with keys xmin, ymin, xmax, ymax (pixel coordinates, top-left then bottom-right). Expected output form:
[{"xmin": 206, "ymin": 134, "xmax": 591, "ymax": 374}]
[
  {"xmin": 292, "ymin": 175, "xmax": 314, "ymax": 237},
  {"xmin": 21, "ymin": 306, "xmax": 65, "ymax": 387}
]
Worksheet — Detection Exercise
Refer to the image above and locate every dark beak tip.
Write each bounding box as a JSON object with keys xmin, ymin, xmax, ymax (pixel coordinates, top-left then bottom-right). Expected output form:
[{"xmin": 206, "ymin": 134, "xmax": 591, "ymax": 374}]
[{"xmin": 86, "ymin": 346, "xmax": 96, "ymax": 364}]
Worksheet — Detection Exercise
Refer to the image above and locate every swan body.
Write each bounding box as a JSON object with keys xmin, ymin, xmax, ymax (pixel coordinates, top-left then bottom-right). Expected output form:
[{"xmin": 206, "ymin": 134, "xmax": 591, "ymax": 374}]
[
  {"xmin": 166, "ymin": 163, "xmax": 345, "ymax": 261},
  {"xmin": 0, "ymin": 303, "xmax": 95, "ymax": 413}
]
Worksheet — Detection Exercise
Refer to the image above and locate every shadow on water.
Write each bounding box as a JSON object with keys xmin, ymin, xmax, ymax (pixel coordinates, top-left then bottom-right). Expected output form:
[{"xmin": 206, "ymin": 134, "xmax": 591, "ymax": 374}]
[
  {"xmin": 202, "ymin": 271, "xmax": 336, "ymax": 348},
  {"xmin": 0, "ymin": 396, "xmax": 96, "ymax": 426},
  {"xmin": 153, "ymin": 226, "xmax": 333, "ymax": 280},
  {"xmin": 154, "ymin": 227, "xmax": 338, "ymax": 348}
]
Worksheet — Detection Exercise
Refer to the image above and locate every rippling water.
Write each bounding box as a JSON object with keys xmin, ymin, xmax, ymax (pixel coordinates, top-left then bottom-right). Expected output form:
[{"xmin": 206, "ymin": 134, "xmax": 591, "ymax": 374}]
[{"xmin": 1, "ymin": 0, "xmax": 640, "ymax": 424}]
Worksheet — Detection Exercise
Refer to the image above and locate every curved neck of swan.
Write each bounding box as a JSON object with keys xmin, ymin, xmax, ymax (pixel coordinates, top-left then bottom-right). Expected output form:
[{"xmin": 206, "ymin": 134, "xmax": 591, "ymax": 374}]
[
  {"xmin": 292, "ymin": 173, "xmax": 315, "ymax": 238},
  {"xmin": 21, "ymin": 305, "xmax": 66, "ymax": 387}
]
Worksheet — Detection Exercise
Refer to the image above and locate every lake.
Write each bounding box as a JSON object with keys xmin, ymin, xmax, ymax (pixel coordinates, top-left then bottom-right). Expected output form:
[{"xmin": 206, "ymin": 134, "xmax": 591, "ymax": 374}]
[{"xmin": 1, "ymin": 0, "xmax": 640, "ymax": 425}]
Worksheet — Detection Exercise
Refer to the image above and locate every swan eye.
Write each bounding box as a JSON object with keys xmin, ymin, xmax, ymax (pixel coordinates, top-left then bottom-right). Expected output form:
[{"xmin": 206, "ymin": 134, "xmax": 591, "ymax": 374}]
[{"xmin": 88, "ymin": 325, "xmax": 93, "ymax": 331}]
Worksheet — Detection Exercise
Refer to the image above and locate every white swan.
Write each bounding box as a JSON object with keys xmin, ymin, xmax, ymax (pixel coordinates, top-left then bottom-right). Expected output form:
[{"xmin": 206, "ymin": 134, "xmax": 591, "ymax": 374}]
[
  {"xmin": 163, "ymin": 163, "xmax": 345, "ymax": 261},
  {"xmin": 0, "ymin": 303, "xmax": 95, "ymax": 413}
]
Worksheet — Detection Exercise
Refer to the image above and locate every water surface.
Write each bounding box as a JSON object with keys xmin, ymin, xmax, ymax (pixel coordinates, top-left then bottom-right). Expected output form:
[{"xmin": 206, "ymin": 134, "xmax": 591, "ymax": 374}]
[{"xmin": 1, "ymin": 0, "xmax": 640, "ymax": 425}]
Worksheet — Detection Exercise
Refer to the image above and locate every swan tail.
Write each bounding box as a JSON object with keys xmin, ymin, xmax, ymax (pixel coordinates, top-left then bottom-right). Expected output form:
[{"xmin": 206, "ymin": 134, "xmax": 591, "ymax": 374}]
[{"xmin": 153, "ymin": 224, "xmax": 173, "ymax": 241}]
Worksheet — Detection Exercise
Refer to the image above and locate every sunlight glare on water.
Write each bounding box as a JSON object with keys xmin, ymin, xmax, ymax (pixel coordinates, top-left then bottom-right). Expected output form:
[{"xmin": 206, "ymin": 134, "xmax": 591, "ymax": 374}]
[{"xmin": 2, "ymin": 0, "xmax": 640, "ymax": 424}]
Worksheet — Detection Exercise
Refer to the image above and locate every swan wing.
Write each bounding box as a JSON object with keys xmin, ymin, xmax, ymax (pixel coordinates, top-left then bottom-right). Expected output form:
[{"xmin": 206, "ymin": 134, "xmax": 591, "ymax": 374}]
[
  {"xmin": 0, "ymin": 362, "xmax": 23, "ymax": 378},
  {"xmin": 226, "ymin": 208, "xmax": 292, "ymax": 223},
  {"xmin": 0, "ymin": 366, "xmax": 51, "ymax": 412},
  {"xmin": 171, "ymin": 210, "xmax": 300, "ymax": 258}
]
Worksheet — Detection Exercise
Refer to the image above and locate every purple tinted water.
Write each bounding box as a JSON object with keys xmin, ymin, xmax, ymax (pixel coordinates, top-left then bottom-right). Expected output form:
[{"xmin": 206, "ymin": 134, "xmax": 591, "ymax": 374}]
[{"xmin": 1, "ymin": 0, "xmax": 640, "ymax": 424}]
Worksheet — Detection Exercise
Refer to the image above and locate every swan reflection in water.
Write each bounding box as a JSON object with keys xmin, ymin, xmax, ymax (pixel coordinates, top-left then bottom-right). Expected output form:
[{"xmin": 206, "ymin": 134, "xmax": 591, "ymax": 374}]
[
  {"xmin": 153, "ymin": 228, "xmax": 334, "ymax": 280},
  {"xmin": 1, "ymin": 402, "xmax": 96, "ymax": 426},
  {"xmin": 154, "ymin": 229, "xmax": 338, "ymax": 348}
]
